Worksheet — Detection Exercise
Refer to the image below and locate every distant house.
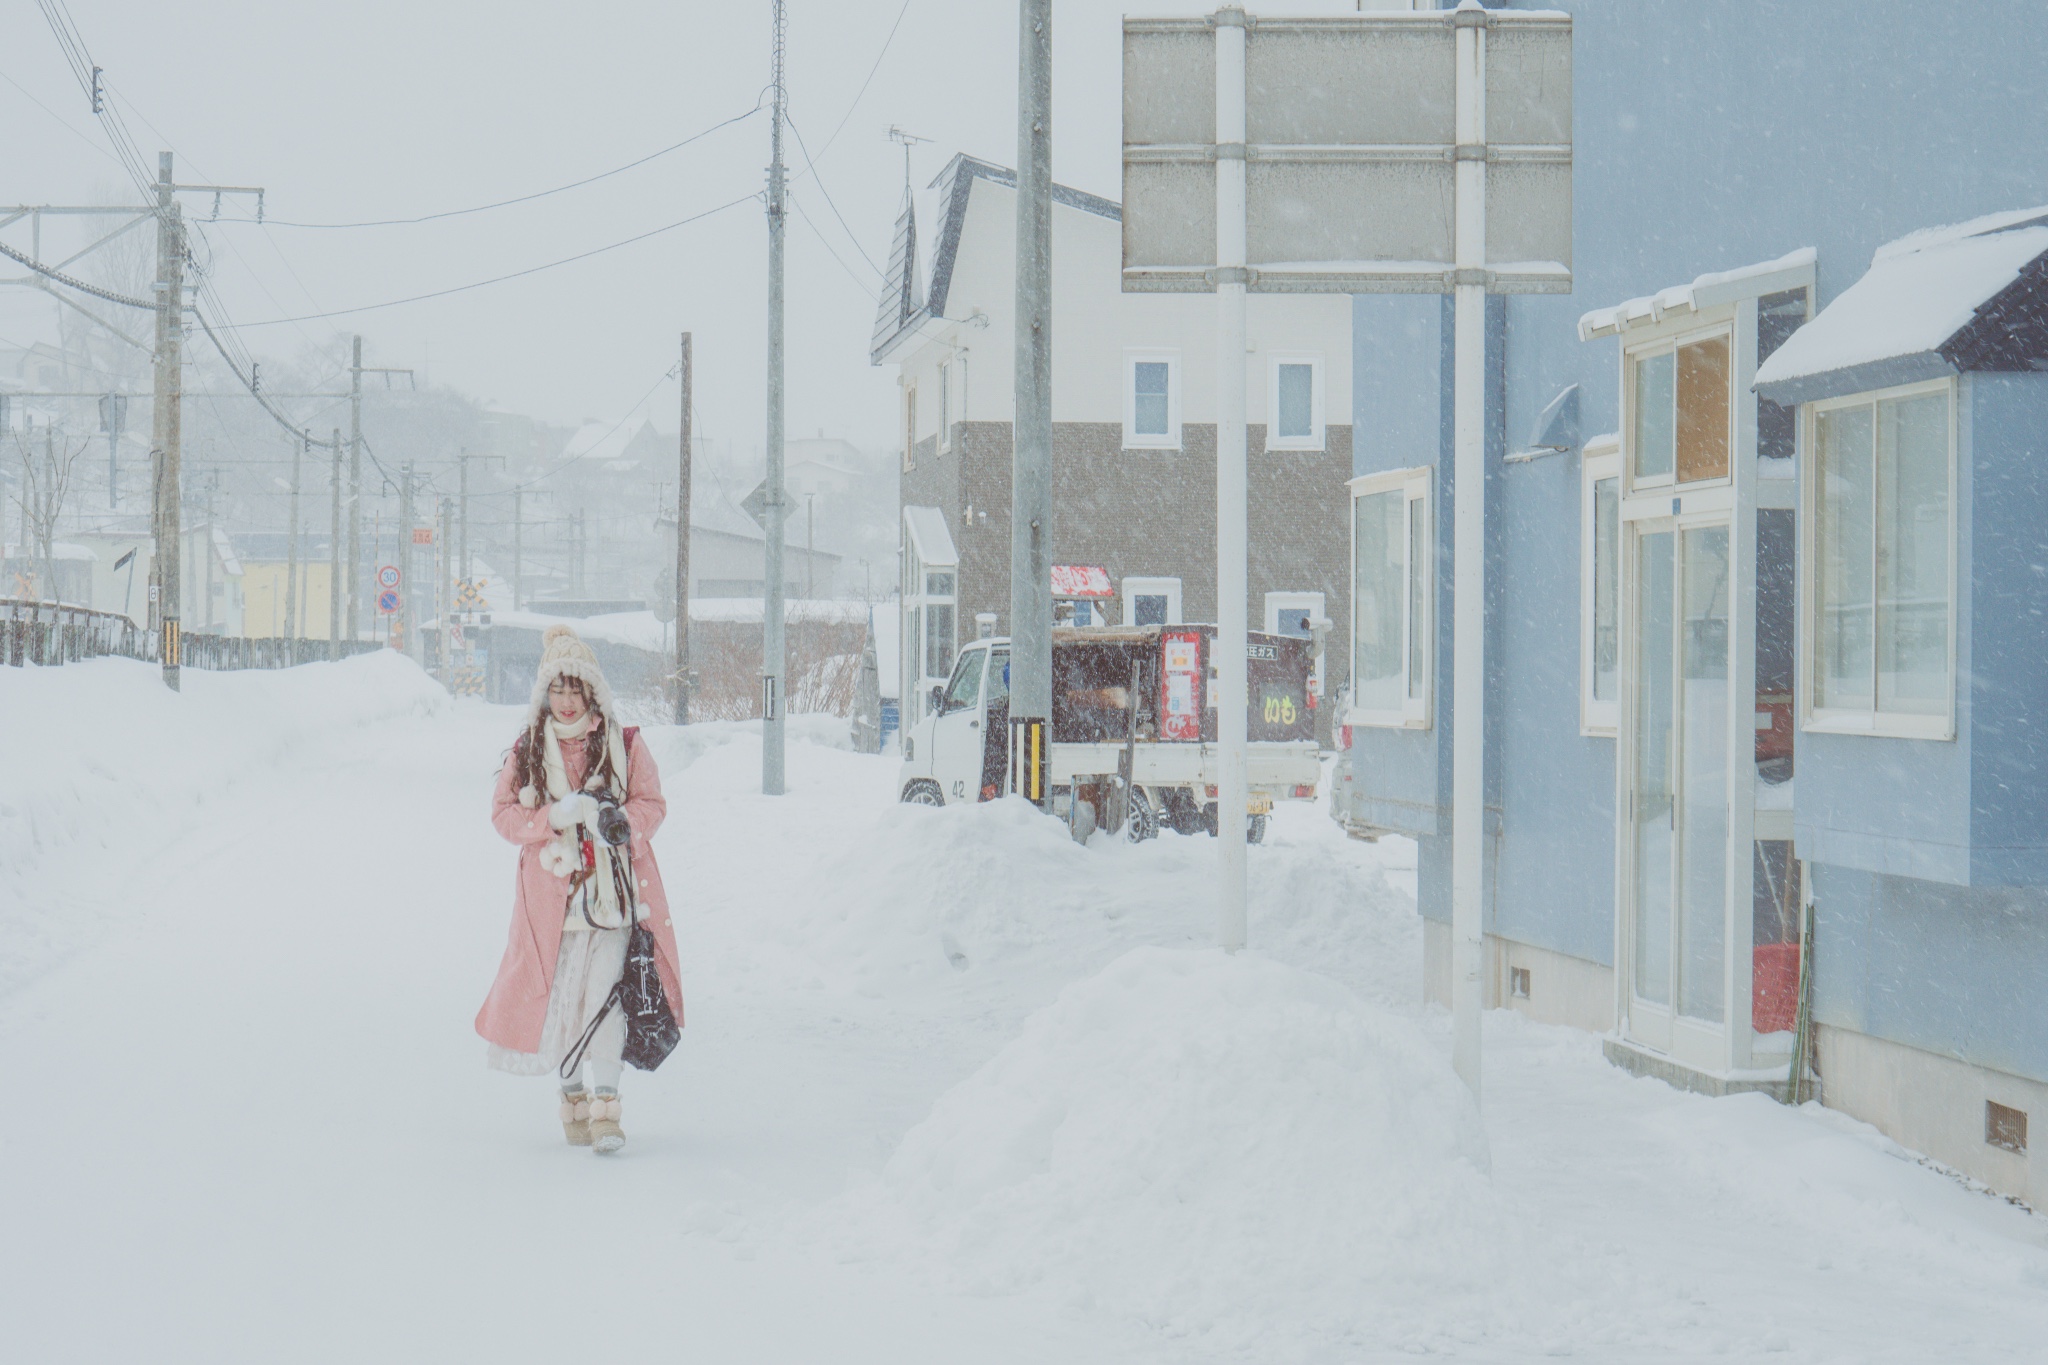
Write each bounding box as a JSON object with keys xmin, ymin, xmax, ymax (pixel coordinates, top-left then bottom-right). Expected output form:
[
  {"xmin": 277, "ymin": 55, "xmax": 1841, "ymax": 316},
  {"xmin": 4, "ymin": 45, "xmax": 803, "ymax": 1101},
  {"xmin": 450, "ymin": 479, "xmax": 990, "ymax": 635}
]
[
  {"xmin": 873, "ymin": 152, "xmax": 1354, "ymax": 735},
  {"xmin": 233, "ymin": 532, "xmax": 334, "ymax": 641}
]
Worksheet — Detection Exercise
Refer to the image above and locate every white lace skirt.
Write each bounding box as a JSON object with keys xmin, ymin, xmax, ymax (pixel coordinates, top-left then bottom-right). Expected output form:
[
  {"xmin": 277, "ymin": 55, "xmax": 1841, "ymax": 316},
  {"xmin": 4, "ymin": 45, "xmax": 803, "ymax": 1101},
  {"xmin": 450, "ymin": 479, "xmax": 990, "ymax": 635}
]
[{"xmin": 485, "ymin": 927, "xmax": 630, "ymax": 1077}]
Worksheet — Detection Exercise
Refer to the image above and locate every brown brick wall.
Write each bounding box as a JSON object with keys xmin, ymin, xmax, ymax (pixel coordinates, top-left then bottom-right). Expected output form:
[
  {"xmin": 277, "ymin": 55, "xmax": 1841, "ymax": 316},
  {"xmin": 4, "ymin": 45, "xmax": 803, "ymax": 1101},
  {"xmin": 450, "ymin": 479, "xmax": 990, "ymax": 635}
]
[{"xmin": 906, "ymin": 419, "xmax": 1353, "ymax": 736}]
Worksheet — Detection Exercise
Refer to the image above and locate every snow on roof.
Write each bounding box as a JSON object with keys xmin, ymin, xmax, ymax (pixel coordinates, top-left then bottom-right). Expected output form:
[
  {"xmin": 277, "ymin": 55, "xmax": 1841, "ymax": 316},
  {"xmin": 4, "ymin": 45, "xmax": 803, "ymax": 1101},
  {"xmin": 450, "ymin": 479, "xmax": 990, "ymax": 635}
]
[
  {"xmin": 1754, "ymin": 208, "xmax": 2048, "ymax": 404},
  {"xmin": 211, "ymin": 526, "xmax": 243, "ymax": 577},
  {"xmin": 1578, "ymin": 248, "xmax": 1817, "ymax": 340},
  {"xmin": 561, "ymin": 417, "xmax": 655, "ymax": 465}
]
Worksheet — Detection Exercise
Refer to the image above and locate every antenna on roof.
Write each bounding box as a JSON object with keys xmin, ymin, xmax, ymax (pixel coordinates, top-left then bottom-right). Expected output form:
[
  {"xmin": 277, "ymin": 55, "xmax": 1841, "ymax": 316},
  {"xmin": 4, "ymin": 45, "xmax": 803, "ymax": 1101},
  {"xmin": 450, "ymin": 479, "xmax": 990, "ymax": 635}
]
[{"xmin": 888, "ymin": 126, "xmax": 931, "ymax": 203}]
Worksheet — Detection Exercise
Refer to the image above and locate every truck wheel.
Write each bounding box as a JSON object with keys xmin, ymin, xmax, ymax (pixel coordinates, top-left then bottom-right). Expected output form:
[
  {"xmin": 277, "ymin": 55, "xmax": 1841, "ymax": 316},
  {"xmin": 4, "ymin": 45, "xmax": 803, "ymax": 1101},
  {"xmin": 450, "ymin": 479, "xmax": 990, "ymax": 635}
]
[
  {"xmin": 1248, "ymin": 813, "xmax": 1269, "ymax": 845},
  {"xmin": 1126, "ymin": 788, "xmax": 1160, "ymax": 843},
  {"xmin": 901, "ymin": 780, "xmax": 944, "ymax": 806}
]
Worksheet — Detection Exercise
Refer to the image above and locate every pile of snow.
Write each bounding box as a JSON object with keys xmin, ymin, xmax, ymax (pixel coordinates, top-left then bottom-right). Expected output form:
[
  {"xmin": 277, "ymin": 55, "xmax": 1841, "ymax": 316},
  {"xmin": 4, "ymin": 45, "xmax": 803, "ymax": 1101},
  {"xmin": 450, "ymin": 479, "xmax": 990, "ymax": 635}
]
[
  {"xmin": 860, "ymin": 947, "xmax": 1496, "ymax": 1355},
  {"xmin": 0, "ymin": 652, "xmax": 446, "ymax": 993}
]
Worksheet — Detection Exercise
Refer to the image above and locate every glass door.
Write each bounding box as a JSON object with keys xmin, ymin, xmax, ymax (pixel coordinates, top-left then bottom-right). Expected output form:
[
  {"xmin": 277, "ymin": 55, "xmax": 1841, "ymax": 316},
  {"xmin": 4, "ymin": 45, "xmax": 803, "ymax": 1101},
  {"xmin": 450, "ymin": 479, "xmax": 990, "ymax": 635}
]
[{"xmin": 1626, "ymin": 520, "xmax": 1732, "ymax": 1058}]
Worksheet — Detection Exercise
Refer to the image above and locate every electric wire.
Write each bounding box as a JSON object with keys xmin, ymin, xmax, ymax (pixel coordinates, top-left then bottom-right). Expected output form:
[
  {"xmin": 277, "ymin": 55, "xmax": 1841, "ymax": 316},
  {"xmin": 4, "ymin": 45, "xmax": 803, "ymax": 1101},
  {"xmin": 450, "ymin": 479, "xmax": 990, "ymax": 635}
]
[
  {"xmin": 0, "ymin": 237, "xmax": 154, "ymax": 308},
  {"xmin": 208, "ymin": 192, "xmax": 761, "ymax": 330},
  {"xmin": 209, "ymin": 106, "xmax": 765, "ymax": 229},
  {"xmin": 806, "ymin": 0, "xmax": 915, "ymax": 166},
  {"xmin": 783, "ymin": 111, "xmax": 882, "ymax": 278}
]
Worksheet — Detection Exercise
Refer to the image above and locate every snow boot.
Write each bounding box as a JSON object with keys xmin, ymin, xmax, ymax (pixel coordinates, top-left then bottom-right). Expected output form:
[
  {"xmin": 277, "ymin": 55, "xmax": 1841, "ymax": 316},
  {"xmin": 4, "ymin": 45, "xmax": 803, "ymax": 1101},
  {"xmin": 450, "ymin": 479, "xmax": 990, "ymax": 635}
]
[
  {"xmin": 560, "ymin": 1090, "xmax": 593, "ymax": 1147},
  {"xmin": 587, "ymin": 1091, "xmax": 625, "ymax": 1155}
]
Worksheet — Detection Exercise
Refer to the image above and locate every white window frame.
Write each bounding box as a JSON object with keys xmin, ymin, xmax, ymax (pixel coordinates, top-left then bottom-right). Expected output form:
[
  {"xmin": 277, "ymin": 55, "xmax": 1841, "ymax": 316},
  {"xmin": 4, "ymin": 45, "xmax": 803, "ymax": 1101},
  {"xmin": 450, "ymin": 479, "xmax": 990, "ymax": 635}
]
[
  {"xmin": 902, "ymin": 381, "xmax": 917, "ymax": 472},
  {"xmin": 1121, "ymin": 575, "xmax": 1183, "ymax": 626},
  {"xmin": 1123, "ymin": 350, "xmax": 1182, "ymax": 451},
  {"xmin": 1580, "ymin": 435, "xmax": 1622, "ymax": 735},
  {"xmin": 1346, "ymin": 465, "xmax": 1432, "ymax": 729},
  {"xmin": 1797, "ymin": 376, "xmax": 1958, "ymax": 742},
  {"xmin": 1266, "ymin": 352, "xmax": 1326, "ymax": 451},
  {"xmin": 1622, "ymin": 323, "xmax": 1735, "ymax": 495}
]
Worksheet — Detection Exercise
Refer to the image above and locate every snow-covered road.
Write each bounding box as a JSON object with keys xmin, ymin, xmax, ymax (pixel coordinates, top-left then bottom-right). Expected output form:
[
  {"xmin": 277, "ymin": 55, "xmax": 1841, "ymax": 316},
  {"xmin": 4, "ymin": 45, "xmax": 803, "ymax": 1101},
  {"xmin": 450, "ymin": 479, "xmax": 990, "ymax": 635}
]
[{"xmin": 3, "ymin": 656, "xmax": 2045, "ymax": 1363}]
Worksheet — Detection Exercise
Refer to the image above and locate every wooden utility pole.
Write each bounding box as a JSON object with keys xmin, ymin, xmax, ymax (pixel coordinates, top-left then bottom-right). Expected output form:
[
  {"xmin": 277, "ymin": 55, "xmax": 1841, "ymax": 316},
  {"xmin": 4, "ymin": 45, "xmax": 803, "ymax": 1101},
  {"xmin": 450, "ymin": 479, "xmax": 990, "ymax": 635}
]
[
  {"xmin": 675, "ymin": 331, "xmax": 692, "ymax": 723},
  {"xmin": 328, "ymin": 429, "xmax": 343, "ymax": 658},
  {"xmin": 511, "ymin": 488, "xmax": 523, "ymax": 610},
  {"xmin": 347, "ymin": 338, "xmax": 414, "ymax": 642},
  {"xmin": 152, "ymin": 152, "xmax": 185, "ymax": 690},
  {"xmin": 284, "ymin": 432, "xmax": 303, "ymax": 641},
  {"xmin": 439, "ymin": 495, "xmax": 454, "ymax": 680}
]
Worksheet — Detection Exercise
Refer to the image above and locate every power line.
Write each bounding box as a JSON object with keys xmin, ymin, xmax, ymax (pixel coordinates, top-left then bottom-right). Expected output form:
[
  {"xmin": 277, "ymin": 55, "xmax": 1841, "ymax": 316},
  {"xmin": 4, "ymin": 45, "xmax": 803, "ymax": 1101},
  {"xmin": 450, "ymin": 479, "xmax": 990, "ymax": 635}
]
[
  {"xmin": 807, "ymin": 0, "xmax": 915, "ymax": 165},
  {"xmin": 0, "ymin": 64, "xmax": 123, "ymax": 169},
  {"xmin": 207, "ymin": 192, "xmax": 761, "ymax": 330},
  {"xmin": 790, "ymin": 192, "xmax": 881, "ymax": 302},
  {"xmin": 0, "ymin": 237, "xmax": 155, "ymax": 308},
  {"xmin": 783, "ymin": 111, "xmax": 882, "ymax": 277},
  {"xmin": 208, "ymin": 106, "xmax": 765, "ymax": 229}
]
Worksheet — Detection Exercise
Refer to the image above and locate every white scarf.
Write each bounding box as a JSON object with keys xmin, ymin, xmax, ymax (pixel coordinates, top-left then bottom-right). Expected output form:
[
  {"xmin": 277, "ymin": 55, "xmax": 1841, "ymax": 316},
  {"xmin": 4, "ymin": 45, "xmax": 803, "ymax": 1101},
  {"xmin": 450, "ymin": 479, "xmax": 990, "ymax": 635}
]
[{"xmin": 536, "ymin": 710, "xmax": 638, "ymax": 930}]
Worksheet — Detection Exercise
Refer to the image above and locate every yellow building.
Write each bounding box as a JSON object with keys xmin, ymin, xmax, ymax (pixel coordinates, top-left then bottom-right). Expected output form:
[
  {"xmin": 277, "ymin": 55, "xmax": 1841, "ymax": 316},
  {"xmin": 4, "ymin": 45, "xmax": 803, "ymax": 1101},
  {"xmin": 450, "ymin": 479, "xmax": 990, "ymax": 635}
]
[{"xmin": 241, "ymin": 559, "xmax": 333, "ymax": 640}]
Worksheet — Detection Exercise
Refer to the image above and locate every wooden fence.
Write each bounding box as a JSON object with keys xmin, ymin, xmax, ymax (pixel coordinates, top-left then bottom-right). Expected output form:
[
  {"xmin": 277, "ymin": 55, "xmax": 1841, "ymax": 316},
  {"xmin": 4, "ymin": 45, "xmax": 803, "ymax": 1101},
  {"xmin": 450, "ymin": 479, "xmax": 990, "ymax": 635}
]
[{"xmin": 1, "ymin": 600, "xmax": 380, "ymax": 671}]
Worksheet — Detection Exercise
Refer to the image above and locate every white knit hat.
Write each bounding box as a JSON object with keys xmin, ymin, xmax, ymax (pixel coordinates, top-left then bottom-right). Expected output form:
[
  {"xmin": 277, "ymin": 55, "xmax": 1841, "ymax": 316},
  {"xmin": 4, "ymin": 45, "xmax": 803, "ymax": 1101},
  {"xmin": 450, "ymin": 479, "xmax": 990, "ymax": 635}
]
[{"xmin": 529, "ymin": 623, "xmax": 615, "ymax": 714}]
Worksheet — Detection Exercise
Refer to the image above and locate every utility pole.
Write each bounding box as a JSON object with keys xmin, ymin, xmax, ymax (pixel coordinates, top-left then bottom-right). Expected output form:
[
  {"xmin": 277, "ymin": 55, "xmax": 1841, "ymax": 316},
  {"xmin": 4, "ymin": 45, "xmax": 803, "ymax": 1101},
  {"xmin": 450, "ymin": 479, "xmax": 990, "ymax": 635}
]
[
  {"xmin": 439, "ymin": 495, "xmax": 454, "ymax": 682},
  {"xmin": 762, "ymin": 0, "xmax": 790, "ymax": 794},
  {"xmin": 328, "ymin": 429, "xmax": 343, "ymax": 658},
  {"xmin": 152, "ymin": 151, "xmax": 184, "ymax": 690},
  {"xmin": 346, "ymin": 338, "xmax": 413, "ymax": 642},
  {"xmin": 101, "ymin": 393, "xmax": 124, "ymax": 509},
  {"xmin": 511, "ymin": 488, "xmax": 523, "ymax": 610},
  {"xmin": 1009, "ymin": 0, "xmax": 1054, "ymax": 810},
  {"xmin": 806, "ymin": 492, "xmax": 816, "ymax": 599},
  {"xmin": 675, "ymin": 331, "xmax": 693, "ymax": 724},
  {"xmin": 201, "ymin": 469, "xmax": 217, "ymax": 633},
  {"xmin": 1213, "ymin": 8, "xmax": 1250, "ymax": 950},
  {"xmin": 399, "ymin": 462, "xmax": 419, "ymax": 664},
  {"xmin": 284, "ymin": 431, "xmax": 303, "ymax": 641},
  {"xmin": 458, "ymin": 451, "xmax": 470, "ymax": 586}
]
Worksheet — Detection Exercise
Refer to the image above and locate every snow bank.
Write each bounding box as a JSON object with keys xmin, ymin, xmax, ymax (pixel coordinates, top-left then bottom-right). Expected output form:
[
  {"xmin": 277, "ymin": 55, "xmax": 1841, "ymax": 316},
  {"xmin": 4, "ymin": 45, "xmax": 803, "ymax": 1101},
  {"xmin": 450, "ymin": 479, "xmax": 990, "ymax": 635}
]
[
  {"xmin": 0, "ymin": 652, "xmax": 446, "ymax": 993},
  {"xmin": 865, "ymin": 946, "xmax": 1495, "ymax": 1353}
]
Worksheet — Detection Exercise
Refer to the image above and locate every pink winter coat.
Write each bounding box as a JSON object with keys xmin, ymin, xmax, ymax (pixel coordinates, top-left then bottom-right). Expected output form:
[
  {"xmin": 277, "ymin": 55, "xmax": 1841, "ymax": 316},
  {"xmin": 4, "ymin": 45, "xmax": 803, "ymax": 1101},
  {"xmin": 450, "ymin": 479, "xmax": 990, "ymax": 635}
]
[{"xmin": 475, "ymin": 727, "xmax": 684, "ymax": 1054}]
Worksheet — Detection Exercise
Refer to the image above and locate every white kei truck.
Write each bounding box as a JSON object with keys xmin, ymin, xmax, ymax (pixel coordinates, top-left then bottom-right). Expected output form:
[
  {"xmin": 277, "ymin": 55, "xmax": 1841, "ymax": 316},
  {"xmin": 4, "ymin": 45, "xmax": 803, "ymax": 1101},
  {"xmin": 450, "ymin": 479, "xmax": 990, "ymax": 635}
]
[{"xmin": 896, "ymin": 625, "xmax": 1321, "ymax": 842}]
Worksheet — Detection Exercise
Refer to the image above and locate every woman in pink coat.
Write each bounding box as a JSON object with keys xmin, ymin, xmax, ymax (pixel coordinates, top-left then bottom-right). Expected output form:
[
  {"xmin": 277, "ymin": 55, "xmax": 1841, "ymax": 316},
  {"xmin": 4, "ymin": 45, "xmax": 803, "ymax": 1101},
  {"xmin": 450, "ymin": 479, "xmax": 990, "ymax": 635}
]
[{"xmin": 478, "ymin": 624, "xmax": 683, "ymax": 1155}]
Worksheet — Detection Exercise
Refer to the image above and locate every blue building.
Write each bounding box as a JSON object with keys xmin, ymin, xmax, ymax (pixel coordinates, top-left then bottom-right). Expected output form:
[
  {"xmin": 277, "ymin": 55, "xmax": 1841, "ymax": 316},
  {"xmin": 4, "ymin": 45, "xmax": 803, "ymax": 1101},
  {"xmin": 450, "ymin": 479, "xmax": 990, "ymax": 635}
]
[{"xmin": 1333, "ymin": 0, "xmax": 2048, "ymax": 1205}]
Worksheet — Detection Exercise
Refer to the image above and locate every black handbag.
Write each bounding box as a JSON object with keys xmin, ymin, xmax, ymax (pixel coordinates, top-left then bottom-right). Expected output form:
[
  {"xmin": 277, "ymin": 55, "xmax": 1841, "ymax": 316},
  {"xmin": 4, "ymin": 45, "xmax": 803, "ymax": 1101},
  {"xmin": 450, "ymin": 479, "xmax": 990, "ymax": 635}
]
[{"xmin": 557, "ymin": 740, "xmax": 681, "ymax": 1079}]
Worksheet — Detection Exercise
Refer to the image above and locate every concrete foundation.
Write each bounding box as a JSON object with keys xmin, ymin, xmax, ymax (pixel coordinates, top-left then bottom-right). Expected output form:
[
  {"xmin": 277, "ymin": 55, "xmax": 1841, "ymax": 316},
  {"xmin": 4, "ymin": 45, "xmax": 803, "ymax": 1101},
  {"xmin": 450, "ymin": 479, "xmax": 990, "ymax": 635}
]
[
  {"xmin": 1816, "ymin": 1024, "xmax": 2043, "ymax": 1210},
  {"xmin": 1421, "ymin": 919, "xmax": 1615, "ymax": 1032}
]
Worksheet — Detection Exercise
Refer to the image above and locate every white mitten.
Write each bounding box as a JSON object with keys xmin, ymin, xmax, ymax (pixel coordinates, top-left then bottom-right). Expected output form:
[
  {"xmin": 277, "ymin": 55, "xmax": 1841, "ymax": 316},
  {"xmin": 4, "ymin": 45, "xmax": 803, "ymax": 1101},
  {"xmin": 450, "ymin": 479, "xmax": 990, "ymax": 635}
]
[{"xmin": 548, "ymin": 794, "xmax": 595, "ymax": 830}]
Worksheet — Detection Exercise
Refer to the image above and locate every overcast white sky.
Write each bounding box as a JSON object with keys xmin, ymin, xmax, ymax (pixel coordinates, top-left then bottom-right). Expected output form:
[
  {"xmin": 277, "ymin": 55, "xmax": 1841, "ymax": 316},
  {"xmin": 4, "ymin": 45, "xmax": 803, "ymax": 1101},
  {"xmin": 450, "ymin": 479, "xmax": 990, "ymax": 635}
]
[{"xmin": 0, "ymin": 1, "xmax": 1171, "ymax": 451}]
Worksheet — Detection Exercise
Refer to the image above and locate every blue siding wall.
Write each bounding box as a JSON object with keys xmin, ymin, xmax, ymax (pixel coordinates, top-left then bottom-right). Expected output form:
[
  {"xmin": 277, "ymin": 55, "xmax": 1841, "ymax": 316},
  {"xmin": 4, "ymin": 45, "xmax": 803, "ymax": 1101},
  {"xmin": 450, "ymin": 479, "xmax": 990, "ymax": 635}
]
[
  {"xmin": 1813, "ymin": 863, "xmax": 2048, "ymax": 1085},
  {"xmin": 1349, "ymin": 0, "xmax": 2048, "ymax": 970},
  {"xmin": 1966, "ymin": 375, "xmax": 2048, "ymax": 886}
]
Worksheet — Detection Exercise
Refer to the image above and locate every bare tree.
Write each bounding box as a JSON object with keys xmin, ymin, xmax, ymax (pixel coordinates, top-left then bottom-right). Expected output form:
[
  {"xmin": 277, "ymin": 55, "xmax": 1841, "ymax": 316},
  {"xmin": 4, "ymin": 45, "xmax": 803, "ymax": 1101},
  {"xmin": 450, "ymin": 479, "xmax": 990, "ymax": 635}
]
[{"xmin": 12, "ymin": 426, "xmax": 90, "ymax": 603}]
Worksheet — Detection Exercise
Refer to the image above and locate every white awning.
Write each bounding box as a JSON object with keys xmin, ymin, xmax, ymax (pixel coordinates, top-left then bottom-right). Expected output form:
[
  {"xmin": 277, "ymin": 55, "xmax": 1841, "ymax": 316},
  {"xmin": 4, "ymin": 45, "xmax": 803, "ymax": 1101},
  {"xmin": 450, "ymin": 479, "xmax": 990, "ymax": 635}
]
[{"xmin": 902, "ymin": 505, "xmax": 957, "ymax": 569}]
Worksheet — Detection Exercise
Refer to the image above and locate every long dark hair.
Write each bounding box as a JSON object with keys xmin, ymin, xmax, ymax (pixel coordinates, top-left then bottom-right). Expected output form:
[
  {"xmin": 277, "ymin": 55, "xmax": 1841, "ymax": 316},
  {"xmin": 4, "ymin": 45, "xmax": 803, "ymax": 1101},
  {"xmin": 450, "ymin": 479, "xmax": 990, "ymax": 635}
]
[{"xmin": 509, "ymin": 676, "xmax": 622, "ymax": 797}]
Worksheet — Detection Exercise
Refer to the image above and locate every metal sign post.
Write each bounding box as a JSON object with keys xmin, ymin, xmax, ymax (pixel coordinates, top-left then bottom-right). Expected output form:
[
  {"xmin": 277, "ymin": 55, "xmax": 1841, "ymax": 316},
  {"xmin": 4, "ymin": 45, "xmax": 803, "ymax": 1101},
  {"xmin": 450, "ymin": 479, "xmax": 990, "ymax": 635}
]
[{"xmin": 1123, "ymin": 2, "xmax": 1572, "ymax": 1096}]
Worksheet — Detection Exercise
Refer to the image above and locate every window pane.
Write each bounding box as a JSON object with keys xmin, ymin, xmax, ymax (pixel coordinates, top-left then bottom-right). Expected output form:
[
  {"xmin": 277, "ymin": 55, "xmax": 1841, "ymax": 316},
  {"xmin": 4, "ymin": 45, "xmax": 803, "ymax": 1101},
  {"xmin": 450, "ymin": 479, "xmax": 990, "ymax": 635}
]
[
  {"xmin": 1633, "ymin": 530, "xmax": 1676, "ymax": 1007},
  {"xmin": 1876, "ymin": 392, "xmax": 1949, "ymax": 715},
  {"xmin": 1634, "ymin": 352, "xmax": 1675, "ymax": 481},
  {"xmin": 1675, "ymin": 336, "xmax": 1731, "ymax": 482},
  {"xmin": 1815, "ymin": 405, "xmax": 1876, "ymax": 710},
  {"xmin": 1277, "ymin": 363, "xmax": 1314, "ymax": 439},
  {"xmin": 1353, "ymin": 489, "xmax": 1405, "ymax": 713},
  {"xmin": 1593, "ymin": 476, "xmax": 1619, "ymax": 702},
  {"xmin": 1407, "ymin": 494, "xmax": 1427, "ymax": 700},
  {"xmin": 925, "ymin": 604, "xmax": 955, "ymax": 677},
  {"xmin": 1134, "ymin": 362, "xmax": 1170, "ymax": 436},
  {"xmin": 1678, "ymin": 526, "xmax": 1729, "ymax": 1024},
  {"xmin": 1134, "ymin": 594, "xmax": 1168, "ymax": 627},
  {"xmin": 943, "ymin": 647, "xmax": 984, "ymax": 713},
  {"xmin": 926, "ymin": 571, "xmax": 954, "ymax": 597},
  {"xmin": 987, "ymin": 651, "xmax": 1010, "ymax": 706}
]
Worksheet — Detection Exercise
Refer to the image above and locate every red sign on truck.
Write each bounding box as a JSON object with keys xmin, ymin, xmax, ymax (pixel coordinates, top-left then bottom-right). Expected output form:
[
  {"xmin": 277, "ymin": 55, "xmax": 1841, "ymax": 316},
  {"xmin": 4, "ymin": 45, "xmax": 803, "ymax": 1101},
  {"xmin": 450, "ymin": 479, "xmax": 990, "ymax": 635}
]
[{"xmin": 1160, "ymin": 628, "xmax": 1204, "ymax": 741}]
